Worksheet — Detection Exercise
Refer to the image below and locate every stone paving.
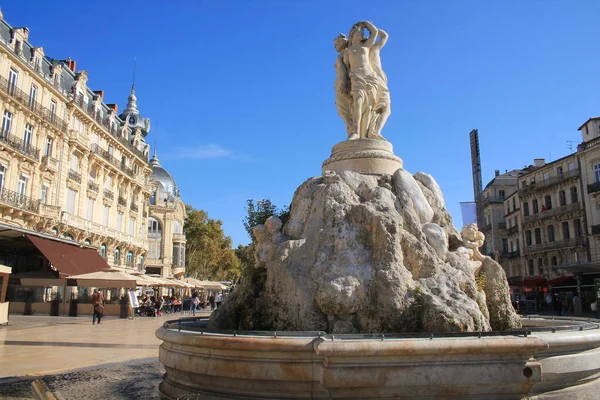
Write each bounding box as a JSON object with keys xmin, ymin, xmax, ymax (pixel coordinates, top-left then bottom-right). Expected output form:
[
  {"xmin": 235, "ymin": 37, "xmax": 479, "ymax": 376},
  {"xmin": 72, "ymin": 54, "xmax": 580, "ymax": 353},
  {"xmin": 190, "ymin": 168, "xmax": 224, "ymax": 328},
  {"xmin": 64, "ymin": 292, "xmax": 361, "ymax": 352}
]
[{"xmin": 0, "ymin": 311, "xmax": 211, "ymax": 399}]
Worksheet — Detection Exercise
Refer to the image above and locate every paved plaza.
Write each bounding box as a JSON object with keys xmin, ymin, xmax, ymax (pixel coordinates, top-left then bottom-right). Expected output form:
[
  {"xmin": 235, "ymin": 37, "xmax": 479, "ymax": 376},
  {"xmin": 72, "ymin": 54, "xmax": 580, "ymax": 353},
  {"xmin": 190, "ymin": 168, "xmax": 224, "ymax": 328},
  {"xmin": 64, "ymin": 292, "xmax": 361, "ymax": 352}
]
[{"xmin": 0, "ymin": 312, "xmax": 210, "ymax": 399}]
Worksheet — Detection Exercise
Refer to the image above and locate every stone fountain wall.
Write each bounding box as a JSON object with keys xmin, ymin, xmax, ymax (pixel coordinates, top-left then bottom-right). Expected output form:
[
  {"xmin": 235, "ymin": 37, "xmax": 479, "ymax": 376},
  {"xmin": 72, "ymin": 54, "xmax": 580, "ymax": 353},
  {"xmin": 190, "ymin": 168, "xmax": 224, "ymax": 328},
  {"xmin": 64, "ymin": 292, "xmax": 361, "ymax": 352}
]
[{"xmin": 211, "ymin": 168, "xmax": 521, "ymax": 333}]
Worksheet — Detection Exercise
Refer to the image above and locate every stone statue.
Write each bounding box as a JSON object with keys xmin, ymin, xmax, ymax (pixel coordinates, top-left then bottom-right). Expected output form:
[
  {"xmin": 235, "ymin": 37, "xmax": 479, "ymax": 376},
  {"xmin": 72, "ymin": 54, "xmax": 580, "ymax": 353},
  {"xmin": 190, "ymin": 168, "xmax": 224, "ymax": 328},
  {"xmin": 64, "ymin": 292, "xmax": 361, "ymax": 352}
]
[
  {"xmin": 461, "ymin": 223, "xmax": 486, "ymax": 262},
  {"xmin": 335, "ymin": 21, "xmax": 391, "ymax": 141}
]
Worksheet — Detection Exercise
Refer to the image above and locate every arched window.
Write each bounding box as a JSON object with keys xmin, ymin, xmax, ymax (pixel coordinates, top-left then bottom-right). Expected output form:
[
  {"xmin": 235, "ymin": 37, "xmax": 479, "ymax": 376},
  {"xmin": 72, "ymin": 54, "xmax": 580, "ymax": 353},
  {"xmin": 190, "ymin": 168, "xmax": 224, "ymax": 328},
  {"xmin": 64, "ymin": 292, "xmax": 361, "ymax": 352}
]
[
  {"xmin": 174, "ymin": 220, "xmax": 181, "ymax": 234},
  {"xmin": 63, "ymin": 233, "xmax": 74, "ymax": 241},
  {"xmin": 126, "ymin": 251, "xmax": 134, "ymax": 267},
  {"xmin": 100, "ymin": 244, "xmax": 107, "ymax": 260},
  {"xmin": 114, "ymin": 248, "xmax": 121, "ymax": 266},
  {"xmin": 148, "ymin": 217, "xmax": 162, "ymax": 236},
  {"xmin": 51, "ymin": 227, "xmax": 58, "ymax": 236},
  {"xmin": 84, "ymin": 239, "xmax": 91, "ymax": 246},
  {"xmin": 148, "ymin": 217, "xmax": 162, "ymax": 260}
]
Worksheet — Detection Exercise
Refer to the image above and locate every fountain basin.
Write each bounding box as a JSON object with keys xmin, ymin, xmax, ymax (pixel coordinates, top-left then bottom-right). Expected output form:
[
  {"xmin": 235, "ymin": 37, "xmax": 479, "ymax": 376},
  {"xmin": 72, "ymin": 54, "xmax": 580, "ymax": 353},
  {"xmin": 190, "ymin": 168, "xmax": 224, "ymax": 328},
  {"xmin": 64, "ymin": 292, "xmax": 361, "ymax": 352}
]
[{"xmin": 156, "ymin": 317, "xmax": 600, "ymax": 399}]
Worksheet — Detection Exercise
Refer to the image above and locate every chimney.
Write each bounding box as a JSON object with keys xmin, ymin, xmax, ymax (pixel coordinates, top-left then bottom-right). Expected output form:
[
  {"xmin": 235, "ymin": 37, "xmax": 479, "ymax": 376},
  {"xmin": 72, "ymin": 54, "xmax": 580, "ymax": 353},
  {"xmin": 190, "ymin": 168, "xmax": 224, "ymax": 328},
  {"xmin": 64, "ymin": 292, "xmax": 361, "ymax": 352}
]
[
  {"xmin": 494, "ymin": 170, "xmax": 500, "ymax": 177},
  {"xmin": 106, "ymin": 104, "xmax": 118, "ymax": 114},
  {"xmin": 65, "ymin": 57, "xmax": 76, "ymax": 72},
  {"xmin": 534, "ymin": 158, "xmax": 546, "ymax": 168},
  {"xmin": 93, "ymin": 90, "xmax": 105, "ymax": 100}
]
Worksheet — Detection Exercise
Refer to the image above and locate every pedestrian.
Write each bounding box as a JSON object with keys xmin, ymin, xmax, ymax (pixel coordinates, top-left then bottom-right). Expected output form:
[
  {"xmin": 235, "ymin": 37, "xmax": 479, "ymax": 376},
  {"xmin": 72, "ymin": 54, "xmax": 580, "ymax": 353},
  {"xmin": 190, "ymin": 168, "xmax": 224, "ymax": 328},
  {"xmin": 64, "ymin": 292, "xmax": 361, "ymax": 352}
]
[
  {"xmin": 191, "ymin": 292, "xmax": 200, "ymax": 316},
  {"xmin": 209, "ymin": 293, "xmax": 215, "ymax": 311},
  {"xmin": 215, "ymin": 292, "xmax": 223, "ymax": 309},
  {"xmin": 92, "ymin": 290, "xmax": 105, "ymax": 325},
  {"xmin": 545, "ymin": 293, "xmax": 553, "ymax": 311}
]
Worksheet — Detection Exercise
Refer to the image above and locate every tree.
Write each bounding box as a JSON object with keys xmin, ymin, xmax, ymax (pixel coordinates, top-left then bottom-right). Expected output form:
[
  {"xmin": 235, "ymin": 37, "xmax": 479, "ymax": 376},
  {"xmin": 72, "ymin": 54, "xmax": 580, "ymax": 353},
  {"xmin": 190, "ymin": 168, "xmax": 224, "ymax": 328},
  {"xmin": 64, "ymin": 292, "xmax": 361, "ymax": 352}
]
[
  {"xmin": 184, "ymin": 205, "xmax": 240, "ymax": 281},
  {"xmin": 243, "ymin": 199, "xmax": 290, "ymax": 241}
]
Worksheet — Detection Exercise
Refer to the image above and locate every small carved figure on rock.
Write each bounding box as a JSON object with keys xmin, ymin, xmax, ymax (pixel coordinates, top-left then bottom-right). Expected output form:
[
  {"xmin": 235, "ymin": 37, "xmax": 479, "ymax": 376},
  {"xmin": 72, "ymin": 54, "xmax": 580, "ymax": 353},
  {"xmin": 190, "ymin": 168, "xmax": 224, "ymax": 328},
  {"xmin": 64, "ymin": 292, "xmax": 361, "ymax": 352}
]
[{"xmin": 461, "ymin": 223, "xmax": 486, "ymax": 262}]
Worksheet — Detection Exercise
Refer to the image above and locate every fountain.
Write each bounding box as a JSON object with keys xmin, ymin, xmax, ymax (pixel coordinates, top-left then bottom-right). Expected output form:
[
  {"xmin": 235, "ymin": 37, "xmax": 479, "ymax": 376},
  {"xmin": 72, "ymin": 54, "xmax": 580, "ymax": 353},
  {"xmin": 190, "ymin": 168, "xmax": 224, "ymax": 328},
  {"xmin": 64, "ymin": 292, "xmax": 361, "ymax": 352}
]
[{"xmin": 156, "ymin": 21, "xmax": 600, "ymax": 399}]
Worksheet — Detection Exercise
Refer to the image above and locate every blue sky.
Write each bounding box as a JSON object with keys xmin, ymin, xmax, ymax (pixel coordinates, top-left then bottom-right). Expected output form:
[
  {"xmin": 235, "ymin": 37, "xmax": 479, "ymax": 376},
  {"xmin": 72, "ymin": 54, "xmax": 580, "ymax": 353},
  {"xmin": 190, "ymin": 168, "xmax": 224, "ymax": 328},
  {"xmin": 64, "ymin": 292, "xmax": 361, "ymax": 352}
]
[{"xmin": 5, "ymin": 1, "xmax": 600, "ymax": 246}]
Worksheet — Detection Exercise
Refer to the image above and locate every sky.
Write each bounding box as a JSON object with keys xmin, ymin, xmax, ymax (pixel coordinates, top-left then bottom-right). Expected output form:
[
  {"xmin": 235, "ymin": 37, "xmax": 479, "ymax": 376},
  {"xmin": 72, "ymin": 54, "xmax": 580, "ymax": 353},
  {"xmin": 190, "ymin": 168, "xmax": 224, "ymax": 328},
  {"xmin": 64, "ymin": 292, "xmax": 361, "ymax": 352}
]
[{"xmin": 5, "ymin": 1, "xmax": 600, "ymax": 246}]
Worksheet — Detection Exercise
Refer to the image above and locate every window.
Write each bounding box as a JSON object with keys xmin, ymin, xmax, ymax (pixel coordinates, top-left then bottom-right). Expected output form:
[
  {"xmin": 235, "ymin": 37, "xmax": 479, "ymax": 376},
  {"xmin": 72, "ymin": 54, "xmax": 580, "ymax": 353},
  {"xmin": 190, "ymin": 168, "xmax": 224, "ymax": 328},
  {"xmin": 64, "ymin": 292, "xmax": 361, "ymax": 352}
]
[
  {"xmin": 45, "ymin": 136, "xmax": 53, "ymax": 156},
  {"xmin": 551, "ymin": 256, "xmax": 557, "ymax": 266},
  {"xmin": 129, "ymin": 217, "xmax": 135, "ymax": 236},
  {"xmin": 543, "ymin": 172, "xmax": 550, "ymax": 181},
  {"xmin": 595, "ymin": 163, "xmax": 600, "ymax": 183},
  {"xmin": 532, "ymin": 199, "xmax": 539, "ymax": 214},
  {"xmin": 502, "ymin": 238, "xmax": 508, "ymax": 252},
  {"xmin": 534, "ymin": 228, "xmax": 541, "ymax": 244},
  {"xmin": 512, "ymin": 197, "xmax": 516, "ymax": 210},
  {"xmin": 108, "ymin": 144, "xmax": 114, "ymax": 158},
  {"xmin": 174, "ymin": 221, "xmax": 181, "ymax": 234},
  {"xmin": 526, "ymin": 230, "xmax": 532, "ymax": 246},
  {"xmin": 562, "ymin": 221, "xmax": 570, "ymax": 239},
  {"xmin": 100, "ymin": 244, "xmax": 107, "ymax": 260},
  {"xmin": 537, "ymin": 258, "xmax": 544, "ymax": 275},
  {"xmin": 17, "ymin": 174, "xmax": 27, "ymax": 198},
  {"xmin": 23, "ymin": 124, "xmax": 33, "ymax": 149},
  {"xmin": 103, "ymin": 206, "xmax": 109, "ymax": 226},
  {"xmin": 104, "ymin": 174, "xmax": 113, "ymax": 190},
  {"xmin": 70, "ymin": 153, "xmax": 79, "ymax": 172},
  {"xmin": 523, "ymin": 202, "xmax": 529, "ymax": 216},
  {"xmin": 114, "ymin": 248, "xmax": 121, "ymax": 266},
  {"xmin": 91, "ymin": 132, "xmax": 99, "ymax": 145},
  {"xmin": 34, "ymin": 56, "xmax": 41, "ymax": 71},
  {"xmin": 557, "ymin": 166, "xmax": 563, "ymax": 176},
  {"xmin": 574, "ymin": 219, "xmax": 582, "ymax": 237},
  {"xmin": 528, "ymin": 259, "xmax": 534, "ymax": 276},
  {"xmin": 559, "ymin": 190, "xmax": 566, "ymax": 207},
  {"xmin": 8, "ymin": 69, "xmax": 18, "ymax": 94},
  {"xmin": 148, "ymin": 217, "xmax": 162, "ymax": 236},
  {"xmin": 117, "ymin": 212, "xmax": 123, "ymax": 232},
  {"xmin": 40, "ymin": 184, "xmax": 48, "ymax": 204},
  {"xmin": 66, "ymin": 189, "xmax": 76, "ymax": 214},
  {"xmin": 126, "ymin": 252, "xmax": 134, "ymax": 267},
  {"xmin": 2, "ymin": 110, "xmax": 13, "ymax": 136},
  {"xmin": 0, "ymin": 165, "xmax": 6, "ymax": 191},
  {"xmin": 544, "ymin": 195, "xmax": 552, "ymax": 210},
  {"xmin": 49, "ymin": 100, "xmax": 57, "ymax": 122},
  {"xmin": 173, "ymin": 244, "xmax": 179, "ymax": 266},
  {"xmin": 568, "ymin": 162, "xmax": 576, "ymax": 171},
  {"xmin": 570, "ymin": 187, "xmax": 578, "ymax": 203},
  {"xmin": 29, "ymin": 85, "xmax": 37, "ymax": 109},
  {"xmin": 87, "ymin": 198, "xmax": 94, "ymax": 221},
  {"xmin": 547, "ymin": 225, "xmax": 555, "ymax": 242},
  {"xmin": 84, "ymin": 239, "xmax": 91, "ymax": 246},
  {"xmin": 498, "ymin": 190, "xmax": 505, "ymax": 199}
]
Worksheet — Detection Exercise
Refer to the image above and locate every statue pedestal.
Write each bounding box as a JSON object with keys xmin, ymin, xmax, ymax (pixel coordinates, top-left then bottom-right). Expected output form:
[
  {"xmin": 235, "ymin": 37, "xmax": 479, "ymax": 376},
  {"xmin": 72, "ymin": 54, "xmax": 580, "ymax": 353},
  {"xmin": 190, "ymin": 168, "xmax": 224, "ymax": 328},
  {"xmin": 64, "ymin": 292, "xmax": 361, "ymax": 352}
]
[{"xmin": 322, "ymin": 139, "xmax": 403, "ymax": 176}]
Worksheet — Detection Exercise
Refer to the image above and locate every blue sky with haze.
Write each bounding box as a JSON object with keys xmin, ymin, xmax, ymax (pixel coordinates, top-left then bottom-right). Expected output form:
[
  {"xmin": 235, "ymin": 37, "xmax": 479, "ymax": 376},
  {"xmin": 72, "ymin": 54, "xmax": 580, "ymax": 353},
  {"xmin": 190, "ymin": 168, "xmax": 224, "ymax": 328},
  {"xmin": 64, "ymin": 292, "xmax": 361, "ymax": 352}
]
[{"xmin": 5, "ymin": 0, "xmax": 600, "ymax": 246}]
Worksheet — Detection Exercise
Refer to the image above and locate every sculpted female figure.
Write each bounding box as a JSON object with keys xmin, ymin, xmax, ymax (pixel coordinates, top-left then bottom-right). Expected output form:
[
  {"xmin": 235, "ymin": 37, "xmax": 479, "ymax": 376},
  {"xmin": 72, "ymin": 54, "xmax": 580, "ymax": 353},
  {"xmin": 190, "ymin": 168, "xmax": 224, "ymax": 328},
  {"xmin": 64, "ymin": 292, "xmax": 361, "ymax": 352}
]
[
  {"xmin": 334, "ymin": 34, "xmax": 352, "ymax": 137},
  {"xmin": 334, "ymin": 21, "xmax": 391, "ymax": 141}
]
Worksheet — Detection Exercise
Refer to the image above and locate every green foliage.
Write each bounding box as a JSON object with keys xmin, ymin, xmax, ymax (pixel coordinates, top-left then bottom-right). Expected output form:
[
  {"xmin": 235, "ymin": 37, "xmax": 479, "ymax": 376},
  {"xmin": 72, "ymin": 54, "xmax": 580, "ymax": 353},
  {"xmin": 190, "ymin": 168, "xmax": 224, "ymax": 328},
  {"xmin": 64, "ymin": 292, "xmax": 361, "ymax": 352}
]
[
  {"xmin": 243, "ymin": 199, "xmax": 290, "ymax": 242},
  {"xmin": 235, "ymin": 243, "xmax": 256, "ymax": 272},
  {"xmin": 184, "ymin": 205, "xmax": 240, "ymax": 281}
]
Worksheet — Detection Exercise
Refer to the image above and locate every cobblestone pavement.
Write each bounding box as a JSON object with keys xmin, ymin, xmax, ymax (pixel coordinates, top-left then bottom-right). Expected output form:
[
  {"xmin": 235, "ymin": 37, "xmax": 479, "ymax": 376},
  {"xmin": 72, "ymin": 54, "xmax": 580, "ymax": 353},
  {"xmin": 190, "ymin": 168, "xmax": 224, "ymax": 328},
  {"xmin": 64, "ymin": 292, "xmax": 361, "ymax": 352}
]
[{"xmin": 0, "ymin": 312, "xmax": 211, "ymax": 399}]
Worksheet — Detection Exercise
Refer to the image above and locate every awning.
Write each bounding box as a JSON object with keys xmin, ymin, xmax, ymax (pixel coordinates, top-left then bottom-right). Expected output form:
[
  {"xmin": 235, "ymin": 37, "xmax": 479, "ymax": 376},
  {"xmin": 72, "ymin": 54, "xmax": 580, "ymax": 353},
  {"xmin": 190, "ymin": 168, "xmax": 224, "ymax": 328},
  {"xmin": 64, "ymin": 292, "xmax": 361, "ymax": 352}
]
[
  {"xmin": 27, "ymin": 234, "xmax": 109, "ymax": 277},
  {"xmin": 196, "ymin": 280, "xmax": 228, "ymax": 290},
  {"xmin": 509, "ymin": 275, "xmax": 547, "ymax": 288},
  {"xmin": 68, "ymin": 270, "xmax": 137, "ymax": 288},
  {"xmin": 13, "ymin": 269, "xmax": 65, "ymax": 287},
  {"xmin": 547, "ymin": 275, "xmax": 574, "ymax": 287}
]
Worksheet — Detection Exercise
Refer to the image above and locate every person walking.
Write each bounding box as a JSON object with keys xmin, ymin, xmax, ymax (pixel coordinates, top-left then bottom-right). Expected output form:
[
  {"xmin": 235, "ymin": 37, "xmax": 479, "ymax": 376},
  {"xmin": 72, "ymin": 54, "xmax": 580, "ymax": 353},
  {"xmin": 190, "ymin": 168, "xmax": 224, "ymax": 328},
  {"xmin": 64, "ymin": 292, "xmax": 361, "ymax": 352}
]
[
  {"xmin": 215, "ymin": 292, "xmax": 223, "ymax": 309},
  {"xmin": 208, "ymin": 293, "xmax": 215, "ymax": 311},
  {"xmin": 92, "ymin": 290, "xmax": 104, "ymax": 325},
  {"xmin": 191, "ymin": 292, "xmax": 200, "ymax": 316}
]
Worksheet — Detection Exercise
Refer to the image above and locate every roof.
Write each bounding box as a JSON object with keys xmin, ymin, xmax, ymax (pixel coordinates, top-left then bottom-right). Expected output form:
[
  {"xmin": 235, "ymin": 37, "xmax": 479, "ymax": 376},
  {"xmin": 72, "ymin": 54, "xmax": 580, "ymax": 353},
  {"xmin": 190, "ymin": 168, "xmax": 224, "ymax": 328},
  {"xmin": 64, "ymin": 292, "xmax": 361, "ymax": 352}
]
[
  {"xmin": 149, "ymin": 153, "xmax": 179, "ymax": 199},
  {"xmin": 578, "ymin": 117, "xmax": 600, "ymax": 131},
  {"xmin": 483, "ymin": 169, "xmax": 525, "ymax": 190}
]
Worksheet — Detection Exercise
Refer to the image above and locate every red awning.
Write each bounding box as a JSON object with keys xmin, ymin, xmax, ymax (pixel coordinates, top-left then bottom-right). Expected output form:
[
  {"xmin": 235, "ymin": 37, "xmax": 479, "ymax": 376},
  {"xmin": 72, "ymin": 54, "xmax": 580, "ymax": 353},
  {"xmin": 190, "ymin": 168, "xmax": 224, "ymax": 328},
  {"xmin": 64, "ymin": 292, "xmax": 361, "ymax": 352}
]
[
  {"xmin": 520, "ymin": 275, "xmax": 547, "ymax": 288},
  {"xmin": 547, "ymin": 274, "xmax": 574, "ymax": 287},
  {"xmin": 27, "ymin": 234, "xmax": 109, "ymax": 277}
]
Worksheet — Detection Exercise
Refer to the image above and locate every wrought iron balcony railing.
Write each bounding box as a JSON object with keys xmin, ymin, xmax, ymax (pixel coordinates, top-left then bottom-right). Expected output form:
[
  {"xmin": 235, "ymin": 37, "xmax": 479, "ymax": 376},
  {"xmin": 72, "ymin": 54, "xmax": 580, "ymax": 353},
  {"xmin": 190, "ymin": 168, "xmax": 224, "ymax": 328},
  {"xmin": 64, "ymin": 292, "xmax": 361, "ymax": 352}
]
[
  {"xmin": 0, "ymin": 187, "xmax": 40, "ymax": 213},
  {"xmin": 0, "ymin": 75, "xmax": 67, "ymax": 131},
  {"xmin": 118, "ymin": 196, "xmax": 127, "ymax": 207},
  {"xmin": 507, "ymin": 225, "xmax": 519, "ymax": 235},
  {"xmin": 130, "ymin": 203, "xmax": 139, "ymax": 212},
  {"xmin": 68, "ymin": 169, "xmax": 81, "ymax": 184},
  {"xmin": 0, "ymin": 129, "xmax": 40, "ymax": 160},
  {"xmin": 103, "ymin": 189, "xmax": 114, "ymax": 200},
  {"xmin": 519, "ymin": 169, "xmax": 580, "ymax": 196},
  {"xmin": 87, "ymin": 181, "xmax": 99, "ymax": 192},
  {"xmin": 41, "ymin": 155, "xmax": 57, "ymax": 169}
]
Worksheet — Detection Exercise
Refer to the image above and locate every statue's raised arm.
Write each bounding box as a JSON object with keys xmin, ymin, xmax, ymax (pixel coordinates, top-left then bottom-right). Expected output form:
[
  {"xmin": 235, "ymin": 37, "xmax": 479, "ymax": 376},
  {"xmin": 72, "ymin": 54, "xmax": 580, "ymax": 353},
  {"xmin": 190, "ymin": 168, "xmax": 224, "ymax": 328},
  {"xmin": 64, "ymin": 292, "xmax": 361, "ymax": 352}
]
[
  {"xmin": 361, "ymin": 21, "xmax": 378, "ymax": 48},
  {"xmin": 374, "ymin": 29, "xmax": 388, "ymax": 49}
]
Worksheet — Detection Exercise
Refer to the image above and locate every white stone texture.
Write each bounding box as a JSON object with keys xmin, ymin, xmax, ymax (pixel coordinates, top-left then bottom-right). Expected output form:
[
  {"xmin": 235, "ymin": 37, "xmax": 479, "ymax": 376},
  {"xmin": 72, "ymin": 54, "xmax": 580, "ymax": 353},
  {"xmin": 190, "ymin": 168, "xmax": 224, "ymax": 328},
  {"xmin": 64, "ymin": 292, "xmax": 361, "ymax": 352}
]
[{"xmin": 211, "ymin": 170, "xmax": 520, "ymax": 333}]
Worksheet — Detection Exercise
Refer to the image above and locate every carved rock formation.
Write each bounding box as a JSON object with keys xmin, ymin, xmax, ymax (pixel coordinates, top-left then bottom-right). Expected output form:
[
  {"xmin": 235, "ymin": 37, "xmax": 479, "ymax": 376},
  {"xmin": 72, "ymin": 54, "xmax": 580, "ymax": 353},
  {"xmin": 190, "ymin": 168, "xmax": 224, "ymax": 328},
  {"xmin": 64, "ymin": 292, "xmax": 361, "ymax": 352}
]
[{"xmin": 211, "ymin": 169, "xmax": 520, "ymax": 333}]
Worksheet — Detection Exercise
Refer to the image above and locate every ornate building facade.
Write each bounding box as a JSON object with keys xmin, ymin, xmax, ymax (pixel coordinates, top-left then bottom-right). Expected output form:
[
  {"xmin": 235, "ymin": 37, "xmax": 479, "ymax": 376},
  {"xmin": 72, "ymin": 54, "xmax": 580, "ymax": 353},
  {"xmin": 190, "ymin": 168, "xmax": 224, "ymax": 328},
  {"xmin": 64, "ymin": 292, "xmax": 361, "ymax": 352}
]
[{"xmin": 0, "ymin": 10, "xmax": 185, "ymax": 277}]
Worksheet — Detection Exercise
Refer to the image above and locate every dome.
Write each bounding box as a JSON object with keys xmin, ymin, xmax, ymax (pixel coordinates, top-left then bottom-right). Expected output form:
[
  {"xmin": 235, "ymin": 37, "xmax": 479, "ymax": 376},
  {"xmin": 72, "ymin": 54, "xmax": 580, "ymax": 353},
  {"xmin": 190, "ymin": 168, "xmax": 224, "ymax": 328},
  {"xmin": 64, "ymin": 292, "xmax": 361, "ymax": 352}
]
[
  {"xmin": 119, "ymin": 85, "xmax": 150, "ymax": 137},
  {"xmin": 149, "ymin": 153, "xmax": 180, "ymax": 204}
]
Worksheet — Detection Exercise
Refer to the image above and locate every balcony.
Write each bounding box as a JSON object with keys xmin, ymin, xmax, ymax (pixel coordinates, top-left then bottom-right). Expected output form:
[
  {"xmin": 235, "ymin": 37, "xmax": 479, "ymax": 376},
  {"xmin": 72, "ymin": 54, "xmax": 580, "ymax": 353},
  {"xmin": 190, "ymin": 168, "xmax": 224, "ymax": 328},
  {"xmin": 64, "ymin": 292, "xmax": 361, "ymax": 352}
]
[
  {"xmin": 480, "ymin": 196, "xmax": 505, "ymax": 207},
  {"xmin": 523, "ymin": 237, "xmax": 586, "ymax": 254},
  {"xmin": 519, "ymin": 169, "xmax": 580, "ymax": 196},
  {"xmin": 591, "ymin": 224, "xmax": 600, "ymax": 236},
  {"xmin": 522, "ymin": 202, "xmax": 582, "ymax": 225},
  {"xmin": 172, "ymin": 266, "xmax": 185, "ymax": 277},
  {"xmin": 103, "ymin": 189, "xmax": 114, "ymax": 200},
  {"xmin": 118, "ymin": 196, "xmax": 127, "ymax": 207},
  {"xmin": 0, "ymin": 75, "xmax": 67, "ymax": 131},
  {"xmin": 588, "ymin": 181, "xmax": 600, "ymax": 195},
  {"xmin": 87, "ymin": 181, "xmax": 99, "ymax": 192},
  {"xmin": 40, "ymin": 203, "xmax": 60, "ymax": 218},
  {"xmin": 41, "ymin": 155, "xmax": 58, "ymax": 171},
  {"xmin": 173, "ymin": 233, "xmax": 186, "ymax": 243},
  {"xmin": 0, "ymin": 187, "xmax": 40, "ymax": 213},
  {"xmin": 508, "ymin": 250, "xmax": 520, "ymax": 258},
  {"xmin": 480, "ymin": 223, "xmax": 492, "ymax": 233},
  {"xmin": 68, "ymin": 169, "xmax": 81, "ymax": 184},
  {"xmin": 497, "ymin": 222, "xmax": 507, "ymax": 230},
  {"xmin": 0, "ymin": 131, "xmax": 40, "ymax": 160},
  {"xmin": 507, "ymin": 225, "xmax": 519, "ymax": 235},
  {"xmin": 130, "ymin": 203, "xmax": 139, "ymax": 212}
]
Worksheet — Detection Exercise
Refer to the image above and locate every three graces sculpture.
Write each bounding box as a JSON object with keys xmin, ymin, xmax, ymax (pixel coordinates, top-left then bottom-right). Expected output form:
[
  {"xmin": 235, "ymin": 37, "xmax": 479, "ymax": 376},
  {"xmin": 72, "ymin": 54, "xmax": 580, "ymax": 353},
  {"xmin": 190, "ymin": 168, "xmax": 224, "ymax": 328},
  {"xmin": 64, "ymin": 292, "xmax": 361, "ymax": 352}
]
[{"xmin": 335, "ymin": 21, "xmax": 391, "ymax": 141}]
